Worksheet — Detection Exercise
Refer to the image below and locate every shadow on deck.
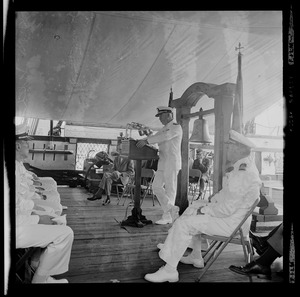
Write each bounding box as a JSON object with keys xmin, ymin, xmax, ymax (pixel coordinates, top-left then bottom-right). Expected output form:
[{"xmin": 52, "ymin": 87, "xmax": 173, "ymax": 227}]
[{"xmin": 57, "ymin": 186, "xmax": 283, "ymax": 283}]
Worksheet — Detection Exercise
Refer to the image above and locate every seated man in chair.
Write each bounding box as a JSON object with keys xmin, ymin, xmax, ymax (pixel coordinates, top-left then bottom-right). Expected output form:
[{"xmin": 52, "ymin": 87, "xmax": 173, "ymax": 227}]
[
  {"xmin": 15, "ymin": 124, "xmax": 74, "ymax": 283},
  {"xmin": 87, "ymin": 150, "xmax": 135, "ymax": 205},
  {"xmin": 191, "ymin": 149, "xmax": 210, "ymax": 199},
  {"xmin": 229, "ymin": 223, "xmax": 283, "ymax": 279},
  {"xmin": 15, "ymin": 124, "xmax": 63, "ymax": 216},
  {"xmin": 144, "ymin": 130, "xmax": 262, "ymax": 282},
  {"xmin": 24, "ymin": 166, "xmax": 58, "ymax": 192}
]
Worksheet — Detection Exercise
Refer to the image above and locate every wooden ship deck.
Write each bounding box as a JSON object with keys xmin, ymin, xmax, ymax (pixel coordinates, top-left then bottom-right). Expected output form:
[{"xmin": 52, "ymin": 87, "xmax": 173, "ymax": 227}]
[{"xmin": 56, "ymin": 185, "xmax": 284, "ymax": 284}]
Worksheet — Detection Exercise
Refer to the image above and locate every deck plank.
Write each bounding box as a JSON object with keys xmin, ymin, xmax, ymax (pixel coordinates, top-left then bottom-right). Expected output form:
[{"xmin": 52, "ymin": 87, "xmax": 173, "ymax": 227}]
[{"xmin": 57, "ymin": 186, "xmax": 283, "ymax": 283}]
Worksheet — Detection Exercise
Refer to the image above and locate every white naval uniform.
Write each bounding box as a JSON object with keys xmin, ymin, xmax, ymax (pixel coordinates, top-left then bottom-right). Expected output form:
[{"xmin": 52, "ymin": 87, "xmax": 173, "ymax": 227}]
[
  {"xmin": 146, "ymin": 119, "xmax": 182, "ymax": 216},
  {"xmin": 16, "ymin": 161, "xmax": 62, "ymax": 216},
  {"xmin": 16, "ymin": 175, "xmax": 74, "ymax": 278},
  {"xmin": 23, "ymin": 164, "xmax": 58, "ymax": 192},
  {"xmin": 27, "ymin": 170, "xmax": 58, "ymax": 191},
  {"xmin": 158, "ymin": 156, "xmax": 262, "ymax": 268}
]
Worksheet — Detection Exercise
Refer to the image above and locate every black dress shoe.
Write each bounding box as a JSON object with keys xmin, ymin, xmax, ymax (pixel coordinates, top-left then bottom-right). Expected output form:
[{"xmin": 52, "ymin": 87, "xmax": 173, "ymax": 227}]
[
  {"xmin": 196, "ymin": 192, "xmax": 203, "ymax": 200},
  {"xmin": 229, "ymin": 261, "xmax": 271, "ymax": 279},
  {"xmin": 102, "ymin": 197, "xmax": 111, "ymax": 205},
  {"xmin": 87, "ymin": 195, "xmax": 102, "ymax": 201}
]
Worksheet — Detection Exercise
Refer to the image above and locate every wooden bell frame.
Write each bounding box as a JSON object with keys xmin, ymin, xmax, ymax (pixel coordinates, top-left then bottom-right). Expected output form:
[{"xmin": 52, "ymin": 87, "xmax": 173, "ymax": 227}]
[{"xmin": 170, "ymin": 82, "xmax": 237, "ymax": 212}]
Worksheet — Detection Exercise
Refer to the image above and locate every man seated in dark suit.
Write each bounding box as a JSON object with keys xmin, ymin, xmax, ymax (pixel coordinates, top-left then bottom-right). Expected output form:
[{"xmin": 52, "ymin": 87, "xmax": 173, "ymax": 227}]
[
  {"xmin": 249, "ymin": 222, "xmax": 282, "ymax": 255},
  {"xmin": 87, "ymin": 151, "xmax": 135, "ymax": 205},
  {"xmin": 229, "ymin": 223, "xmax": 283, "ymax": 279},
  {"xmin": 191, "ymin": 149, "xmax": 210, "ymax": 199}
]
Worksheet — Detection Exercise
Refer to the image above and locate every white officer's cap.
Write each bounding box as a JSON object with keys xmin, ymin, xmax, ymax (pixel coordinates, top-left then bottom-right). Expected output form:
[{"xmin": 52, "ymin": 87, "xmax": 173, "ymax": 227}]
[
  {"xmin": 229, "ymin": 130, "xmax": 256, "ymax": 148},
  {"xmin": 155, "ymin": 106, "xmax": 174, "ymax": 117},
  {"xmin": 16, "ymin": 123, "xmax": 33, "ymax": 140}
]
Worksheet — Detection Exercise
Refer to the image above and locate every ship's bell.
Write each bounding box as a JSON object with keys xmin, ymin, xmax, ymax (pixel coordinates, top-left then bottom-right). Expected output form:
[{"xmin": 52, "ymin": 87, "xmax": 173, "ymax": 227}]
[{"xmin": 189, "ymin": 117, "xmax": 212, "ymax": 143}]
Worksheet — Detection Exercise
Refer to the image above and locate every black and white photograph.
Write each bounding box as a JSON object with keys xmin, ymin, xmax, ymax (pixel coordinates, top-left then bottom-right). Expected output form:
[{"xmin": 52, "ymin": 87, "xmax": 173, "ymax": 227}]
[{"xmin": 3, "ymin": 3, "xmax": 296, "ymax": 293}]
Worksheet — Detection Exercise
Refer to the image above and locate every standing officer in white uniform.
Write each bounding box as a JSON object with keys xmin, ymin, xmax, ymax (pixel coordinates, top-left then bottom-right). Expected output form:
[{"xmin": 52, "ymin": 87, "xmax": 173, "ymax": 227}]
[
  {"xmin": 136, "ymin": 106, "xmax": 183, "ymax": 225},
  {"xmin": 15, "ymin": 125, "xmax": 74, "ymax": 283},
  {"xmin": 144, "ymin": 130, "xmax": 262, "ymax": 282}
]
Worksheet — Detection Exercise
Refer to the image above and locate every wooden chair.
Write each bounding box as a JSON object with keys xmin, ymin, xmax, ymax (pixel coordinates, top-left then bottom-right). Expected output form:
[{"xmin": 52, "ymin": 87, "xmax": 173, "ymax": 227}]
[
  {"xmin": 189, "ymin": 168, "xmax": 202, "ymax": 203},
  {"xmin": 195, "ymin": 197, "xmax": 260, "ymax": 282},
  {"xmin": 111, "ymin": 180, "xmax": 125, "ymax": 199}
]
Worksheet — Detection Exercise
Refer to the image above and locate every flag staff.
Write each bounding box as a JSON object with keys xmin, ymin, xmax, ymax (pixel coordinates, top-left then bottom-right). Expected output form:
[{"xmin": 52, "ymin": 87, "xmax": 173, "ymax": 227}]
[{"xmin": 232, "ymin": 42, "xmax": 244, "ymax": 134}]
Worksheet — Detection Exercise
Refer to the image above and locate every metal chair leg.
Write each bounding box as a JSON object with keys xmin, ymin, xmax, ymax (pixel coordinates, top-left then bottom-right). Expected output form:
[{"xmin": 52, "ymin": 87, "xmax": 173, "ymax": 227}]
[{"xmin": 197, "ymin": 241, "xmax": 224, "ymax": 282}]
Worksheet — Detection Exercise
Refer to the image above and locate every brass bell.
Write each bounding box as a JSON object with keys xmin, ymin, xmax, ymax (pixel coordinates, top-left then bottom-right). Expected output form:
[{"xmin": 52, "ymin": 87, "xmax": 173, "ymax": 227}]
[{"xmin": 189, "ymin": 116, "xmax": 212, "ymax": 143}]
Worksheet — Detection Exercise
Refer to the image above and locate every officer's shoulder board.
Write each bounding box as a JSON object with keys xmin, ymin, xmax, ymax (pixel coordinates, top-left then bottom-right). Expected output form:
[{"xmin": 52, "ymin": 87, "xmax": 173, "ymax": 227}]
[
  {"xmin": 239, "ymin": 163, "xmax": 247, "ymax": 171},
  {"xmin": 225, "ymin": 166, "xmax": 234, "ymax": 173}
]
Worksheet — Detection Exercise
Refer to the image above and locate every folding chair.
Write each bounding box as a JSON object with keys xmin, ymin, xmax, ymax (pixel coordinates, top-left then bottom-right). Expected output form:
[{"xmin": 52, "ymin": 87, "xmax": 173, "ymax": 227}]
[
  {"xmin": 117, "ymin": 175, "xmax": 135, "ymax": 205},
  {"xmin": 140, "ymin": 168, "xmax": 160, "ymax": 206},
  {"xmin": 118, "ymin": 168, "xmax": 160, "ymax": 207},
  {"xmin": 189, "ymin": 168, "xmax": 202, "ymax": 203},
  {"xmin": 196, "ymin": 197, "xmax": 260, "ymax": 282}
]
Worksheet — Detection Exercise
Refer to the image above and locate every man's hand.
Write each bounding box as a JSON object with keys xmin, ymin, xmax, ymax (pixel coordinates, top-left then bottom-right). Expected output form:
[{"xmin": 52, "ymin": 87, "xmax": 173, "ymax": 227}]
[
  {"xmin": 33, "ymin": 205, "xmax": 45, "ymax": 211},
  {"xmin": 37, "ymin": 193, "xmax": 47, "ymax": 200},
  {"xmin": 111, "ymin": 171, "xmax": 121, "ymax": 180},
  {"xmin": 35, "ymin": 186, "xmax": 45, "ymax": 191},
  {"xmin": 38, "ymin": 215, "xmax": 57, "ymax": 225},
  {"xmin": 33, "ymin": 180, "xmax": 42, "ymax": 186},
  {"xmin": 136, "ymin": 139, "xmax": 148, "ymax": 148},
  {"xmin": 32, "ymin": 173, "xmax": 39, "ymax": 180},
  {"xmin": 196, "ymin": 206, "xmax": 205, "ymax": 215}
]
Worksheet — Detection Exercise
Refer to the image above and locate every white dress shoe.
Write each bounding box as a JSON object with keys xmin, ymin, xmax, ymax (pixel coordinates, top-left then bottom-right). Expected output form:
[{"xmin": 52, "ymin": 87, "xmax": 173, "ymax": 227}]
[
  {"xmin": 144, "ymin": 266, "xmax": 179, "ymax": 283},
  {"xmin": 155, "ymin": 218, "xmax": 172, "ymax": 225},
  {"xmin": 45, "ymin": 276, "xmax": 69, "ymax": 283},
  {"xmin": 180, "ymin": 254, "xmax": 204, "ymax": 268},
  {"xmin": 155, "ymin": 212, "xmax": 172, "ymax": 225}
]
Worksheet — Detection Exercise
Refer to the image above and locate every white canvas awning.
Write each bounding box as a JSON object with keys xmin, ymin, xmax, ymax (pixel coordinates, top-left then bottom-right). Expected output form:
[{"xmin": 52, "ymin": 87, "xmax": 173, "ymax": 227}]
[{"xmin": 15, "ymin": 11, "xmax": 283, "ymax": 133}]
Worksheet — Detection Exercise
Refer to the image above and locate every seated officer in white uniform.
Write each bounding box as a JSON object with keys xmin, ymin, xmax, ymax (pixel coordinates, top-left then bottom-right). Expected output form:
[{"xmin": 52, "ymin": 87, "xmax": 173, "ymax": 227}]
[
  {"xmin": 16, "ymin": 158, "xmax": 63, "ymax": 216},
  {"xmin": 144, "ymin": 130, "xmax": 262, "ymax": 282},
  {"xmin": 25, "ymin": 168, "xmax": 58, "ymax": 192},
  {"xmin": 24, "ymin": 164, "xmax": 69, "ymax": 210},
  {"xmin": 15, "ymin": 126, "xmax": 74, "ymax": 283},
  {"xmin": 136, "ymin": 106, "xmax": 183, "ymax": 225},
  {"xmin": 15, "ymin": 123, "xmax": 63, "ymax": 215},
  {"xmin": 16, "ymin": 123, "xmax": 58, "ymax": 191}
]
